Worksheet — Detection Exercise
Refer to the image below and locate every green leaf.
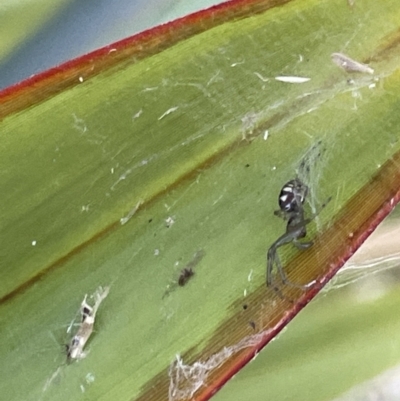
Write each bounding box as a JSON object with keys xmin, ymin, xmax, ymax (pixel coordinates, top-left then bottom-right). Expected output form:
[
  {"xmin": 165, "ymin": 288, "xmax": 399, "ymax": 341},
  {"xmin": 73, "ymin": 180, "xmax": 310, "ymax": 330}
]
[{"xmin": 1, "ymin": 0, "xmax": 400, "ymax": 400}]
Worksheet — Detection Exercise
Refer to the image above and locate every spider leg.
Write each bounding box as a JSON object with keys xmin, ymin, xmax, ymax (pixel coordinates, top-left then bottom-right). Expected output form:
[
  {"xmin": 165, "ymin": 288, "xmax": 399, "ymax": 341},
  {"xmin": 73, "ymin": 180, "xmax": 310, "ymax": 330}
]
[
  {"xmin": 267, "ymin": 239, "xmax": 310, "ymax": 288},
  {"xmin": 280, "ymin": 270, "xmax": 314, "ymax": 289},
  {"xmin": 266, "ymin": 246, "xmax": 276, "ymax": 287},
  {"xmin": 274, "ymin": 249, "xmax": 313, "ymax": 289},
  {"xmin": 266, "ymin": 226, "xmax": 299, "ymax": 286},
  {"xmin": 267, "ymin": 216, "xmax": 315, "ymax": 287},
  {"xmin": 267, "ymin": 225, "xmax": 302, "ymax": 286},
  {"xmin": 272, "ymin": 246, "xmax": 288, "ymax": 285},
  {"xmin": 293, "ymin": 239, "xmax": 313, "ymax": 250},
  {"xmin": 274, "ymin": 209, "xmax": 291, "ymax": 220}
]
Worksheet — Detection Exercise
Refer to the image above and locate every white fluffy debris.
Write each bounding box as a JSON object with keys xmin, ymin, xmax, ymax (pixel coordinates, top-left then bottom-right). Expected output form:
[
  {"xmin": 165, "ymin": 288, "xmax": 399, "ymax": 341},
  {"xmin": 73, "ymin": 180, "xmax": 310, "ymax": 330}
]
[
  {"xmin": 168, "ymin": 333, "xmax": 267, "ymax": 401},
  {"xmin": 331, "ymin": 52, "xmax": 374, "ymax": 74},
  {"xmin": 120, "ymin": 200, "xmax": 143, "ymax": 225},
  {"xmin": 66, "ymin": 286, "xmax": 110, "ymax": 361},
  {"xmin": 274, "ymin": 76, "xmax": 311, "ymax": 83},
  {"xmin": 158, "ymin": 107, "xmax": 179, "ymax": 121}
]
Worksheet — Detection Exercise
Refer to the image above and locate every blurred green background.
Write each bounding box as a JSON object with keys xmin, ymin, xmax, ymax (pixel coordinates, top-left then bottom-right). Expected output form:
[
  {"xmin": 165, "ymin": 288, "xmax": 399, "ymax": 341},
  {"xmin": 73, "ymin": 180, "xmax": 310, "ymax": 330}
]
[{"xmin": 0, "ymin": 0, "xmax": 226, "ymax": 89}]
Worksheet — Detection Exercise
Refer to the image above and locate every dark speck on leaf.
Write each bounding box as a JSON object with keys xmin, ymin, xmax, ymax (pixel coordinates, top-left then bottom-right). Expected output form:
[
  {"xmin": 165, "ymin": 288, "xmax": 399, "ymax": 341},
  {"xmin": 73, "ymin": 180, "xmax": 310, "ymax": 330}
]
[
  {"xmin": 178, "ymin": 267, "xmax": 194, "ymax": 286},
  {"xmin": 177, "ymin": 249, "xmax": 205, "ymax": 287}
]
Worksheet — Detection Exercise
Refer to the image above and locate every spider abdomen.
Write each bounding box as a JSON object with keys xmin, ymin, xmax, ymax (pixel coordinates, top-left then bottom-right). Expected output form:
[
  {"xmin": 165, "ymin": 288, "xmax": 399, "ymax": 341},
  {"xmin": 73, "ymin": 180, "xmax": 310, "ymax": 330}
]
[{"xmin": 278, "ymin": 178, "xmax": 308, "ymax": 213}]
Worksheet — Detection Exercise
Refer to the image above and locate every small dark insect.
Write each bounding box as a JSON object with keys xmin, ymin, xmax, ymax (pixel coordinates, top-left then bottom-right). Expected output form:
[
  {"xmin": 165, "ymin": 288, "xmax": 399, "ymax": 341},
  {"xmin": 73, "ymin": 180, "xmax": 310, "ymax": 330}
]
[
  {"xmin": 162, "ymin": 250, "xmax": 205, "ymax": 298},
  {"xmin": 178, "ymin": 267, "xmax": 195, "ymax": 286},
  {"xmin": 267, "ymin": 178, "xmax": 328, "ymax": 288},
  {"xmin": 177, "ymin": 249, "xmax": 205, "ymax": 286}
]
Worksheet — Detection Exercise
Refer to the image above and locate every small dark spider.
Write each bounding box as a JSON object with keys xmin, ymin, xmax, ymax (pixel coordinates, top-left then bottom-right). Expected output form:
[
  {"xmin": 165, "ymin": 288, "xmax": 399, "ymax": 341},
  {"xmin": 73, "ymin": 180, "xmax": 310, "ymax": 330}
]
[{"xmin": 267, "ymin": 178, "xmax": 319, "ymax": 288}]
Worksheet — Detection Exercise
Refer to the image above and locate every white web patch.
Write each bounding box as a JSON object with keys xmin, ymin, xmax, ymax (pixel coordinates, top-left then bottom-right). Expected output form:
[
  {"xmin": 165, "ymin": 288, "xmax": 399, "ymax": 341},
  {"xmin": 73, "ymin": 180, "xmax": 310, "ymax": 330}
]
[
  {"xmin": 168, "ymin": 331, "xmax": 269, "ymax": 401},
  {"xmin": 323, "ymin": 219, "xmax": 400, "ymax": 298}
]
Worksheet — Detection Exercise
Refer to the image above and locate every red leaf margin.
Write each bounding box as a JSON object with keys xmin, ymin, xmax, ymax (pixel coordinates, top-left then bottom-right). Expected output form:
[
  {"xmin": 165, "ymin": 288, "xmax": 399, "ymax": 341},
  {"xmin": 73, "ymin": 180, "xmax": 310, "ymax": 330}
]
[{"xmin": 0, "ymin": 0, "xmax": 291, "ymax": 120}]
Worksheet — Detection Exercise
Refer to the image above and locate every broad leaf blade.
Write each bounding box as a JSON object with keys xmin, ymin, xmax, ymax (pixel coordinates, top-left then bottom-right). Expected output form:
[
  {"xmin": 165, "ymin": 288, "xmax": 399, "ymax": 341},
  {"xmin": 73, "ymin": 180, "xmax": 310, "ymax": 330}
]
[{"xmin": 1, "ymin": 1, "xmax": 400, "ymax": 401}]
